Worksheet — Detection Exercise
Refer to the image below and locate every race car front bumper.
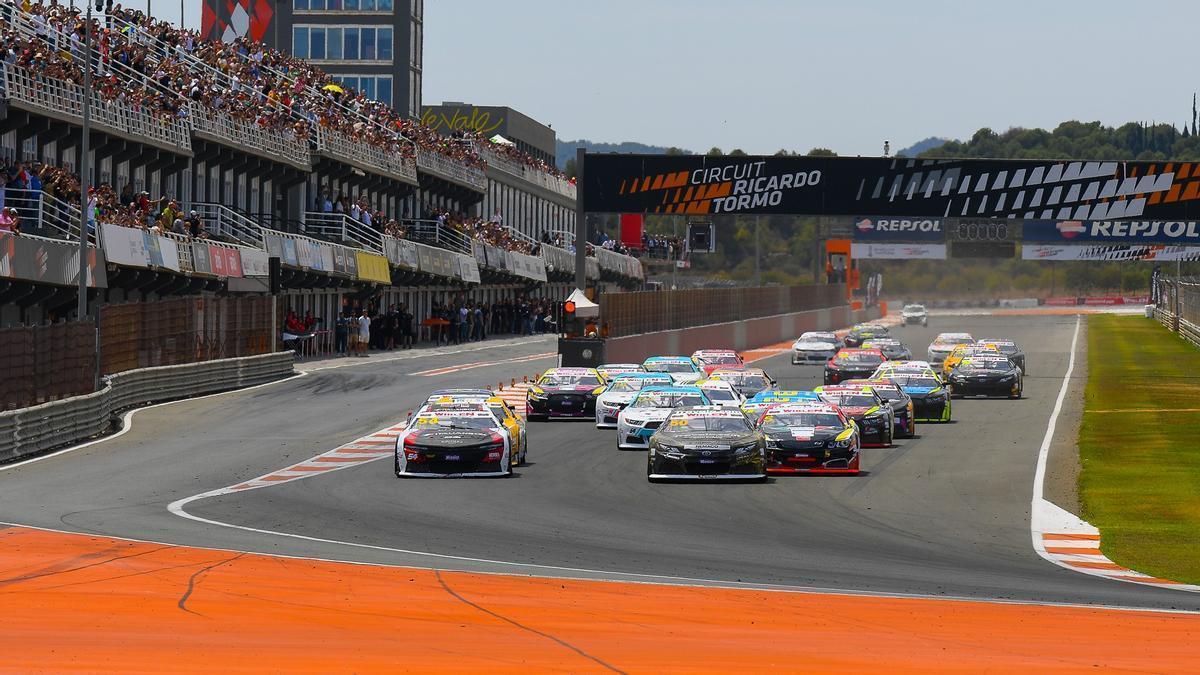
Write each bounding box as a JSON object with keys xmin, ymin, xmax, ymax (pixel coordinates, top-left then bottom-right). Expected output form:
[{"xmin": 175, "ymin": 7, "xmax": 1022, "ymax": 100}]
[
  {"xmin": 527, "ymin": 393, "xmax": 596, "ymax": 418},
  {"xmin": 951, "ymin": 379, "xmax": 1020, "ymax": 398},
  {"xmin": 595, "ymin": 401, "xmax": 627, "ymax": 428},
  {"xmin": 855, "ymin": 416, "xmax": 891, "ymax": 447},
  {"xmin": 649, "ymin": 448, "xmax": 765, "ymax": 479},
  {"xmin": 396, "ymin": 445, "xmax": 509, "ymax": 477},
  {"xmin": 910, "ymin": 395, "xmax": 951, "ymax": 422},
  {"xmin": 792, "ymin": 349, "xmax": 836, "ymax": 364},
  {"xmin": 766, "ymin": 442, "xmax": 860, "ymax": 474},
  {"xmin": 617, "ymin": 419, "xmax": 662, "ymax": 449}
]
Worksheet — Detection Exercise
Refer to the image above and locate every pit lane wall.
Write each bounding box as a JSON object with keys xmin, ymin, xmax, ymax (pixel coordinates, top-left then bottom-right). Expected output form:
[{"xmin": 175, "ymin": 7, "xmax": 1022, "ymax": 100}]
[
  {"xmin": 602, "ymin": 304, "xmax": 882, "ymax": 364},
  {"xmin": 0, "ymin": 352, "xmax": 294, "ymax": 463}
]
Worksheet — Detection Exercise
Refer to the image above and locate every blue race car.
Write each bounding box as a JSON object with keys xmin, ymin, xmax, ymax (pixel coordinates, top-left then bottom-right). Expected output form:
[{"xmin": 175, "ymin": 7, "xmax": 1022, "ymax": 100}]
[
  {"xmin": 642, "ymin": 356, "xmax": 704, "ymax": 385},
  {"xmin": 615, "ymin": 385, "xmax": 711, "ymax": 450},
  {"xmin": 739, "ymin": 390, "xmax": 821, "ymax": 417}
]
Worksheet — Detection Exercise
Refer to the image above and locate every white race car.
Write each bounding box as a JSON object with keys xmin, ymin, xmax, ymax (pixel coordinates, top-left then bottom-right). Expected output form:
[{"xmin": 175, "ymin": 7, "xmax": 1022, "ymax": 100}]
[
  {"xmin": 696, "ymin": 379, "xmax": 746, "ymax": 408},
  {"xmin": 616, "ymin": 386, "xmax": 709, "ymax": 450},
  {"xmin": 791, "ymin": 331, "xmax": 840, "ymax": 364},
  {"xmin": 901, "ymin": 304, "xmax": 928, "ymax": 326},
  {"xmin": 594, "ymin": 373, "xmax": 673, "ymax": 428},
  {"xmin": 926, "ymin": 333, "xmax": 974, "ymax": 367},
  {"xmin": 395, "ymin": 406, "xmax": 512, "ymax": 477}
]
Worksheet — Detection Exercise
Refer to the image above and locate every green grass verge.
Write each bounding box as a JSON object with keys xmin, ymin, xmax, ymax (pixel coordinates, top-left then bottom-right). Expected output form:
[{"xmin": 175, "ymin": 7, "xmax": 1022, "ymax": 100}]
[{"xmin": 1080, "ymin": 315, "xmax": 1200, "ymax": 584}]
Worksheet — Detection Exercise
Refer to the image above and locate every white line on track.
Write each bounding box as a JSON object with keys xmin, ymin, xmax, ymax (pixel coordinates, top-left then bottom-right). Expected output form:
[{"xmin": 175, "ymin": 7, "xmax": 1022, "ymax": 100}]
[{"xmin": 1030, "ymin": 315, "xmax": 1199, "ymax": 593}]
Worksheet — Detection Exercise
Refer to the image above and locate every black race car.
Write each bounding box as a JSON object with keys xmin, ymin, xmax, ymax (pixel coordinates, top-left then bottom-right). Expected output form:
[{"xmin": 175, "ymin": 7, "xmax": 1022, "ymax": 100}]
[
  {"xmin": 948, "ymin": 355, "xmax": 1023, "ymax": 399},
  {"xmin": 647, "ymin": 406, "xmax": 767, "ymax": 482},
  {"xmin": 885, "ymin": 370, "xmax": 953, "ymax": 423},
  {"xmin": 526, "ymin": 367, "xmax": 606, "ymax": 420},
  {"xmin": 976, "ymin": 338, "xmax": 1026, "ymax": 373},
  {"xmin": 845, "ymin": 378, "xmax": 916, "ymax": 438},
  {"xmin": 395, "ymin": 408, "xmax": 512, "ymax": 477},
  {"xmin": 824, "ymin": 348, "xmax": 887, "ymax": 385},
  {"xmin": 814, "ymin": 385, "xmax": 894, "ymax": 447},
  {"xmin": 844, "ymin": 324, "xmax": 890, "ymax": 348},
  {"xmin": 754, "ymin": 402, "xmax": 861, "ymax": 474},
  {"xmin": 861, "ymin": 338, "xmax": 913, "ymax": 361}
]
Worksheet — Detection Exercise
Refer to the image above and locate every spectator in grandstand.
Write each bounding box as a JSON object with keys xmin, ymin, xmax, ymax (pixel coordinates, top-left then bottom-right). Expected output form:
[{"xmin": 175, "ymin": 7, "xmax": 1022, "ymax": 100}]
[{"xmin": 0, "ymin": 207, "xmax": 19, "ymax": 234}]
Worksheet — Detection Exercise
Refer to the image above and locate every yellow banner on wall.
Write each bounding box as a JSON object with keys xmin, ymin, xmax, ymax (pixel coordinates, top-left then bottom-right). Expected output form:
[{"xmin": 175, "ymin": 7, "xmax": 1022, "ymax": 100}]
[{"xmin": 355, "ymin": 251, "xmax": 392, "ymax": 283}]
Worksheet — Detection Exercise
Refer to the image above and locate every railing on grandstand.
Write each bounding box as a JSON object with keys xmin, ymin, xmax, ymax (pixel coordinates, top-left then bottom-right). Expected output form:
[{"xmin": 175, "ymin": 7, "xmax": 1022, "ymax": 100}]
[
  {"xmin": 2, "ymin": 188, "xmax": 94, "ymax": 245},
  {"xmin": 0, "ymin": 63, "xmax": 191, "ymax": 153},
  {"xmin": 415, "ymin": 149, "xmax": 487, "ymax": 192},
  {"xmin": 313, "ymin": 126, "xmax": 417, "ymax": 184},
  {"xmin": 189, "ymin": 104, "xmax": 311, "ymax": 169},
  {"xmin": 407, "ymin": 218, "xmax": 473, "ymax": 254},
  {"xmin": 303, "ymin": 211, "xmax": 383, "ymax": 253},
  {"xmin": 478, "ymin": 147, "xmax": 576, "ymax": 199},
  {"xmin": 192, "ymin": 202, "xmax": 265, "ymax": 248}
]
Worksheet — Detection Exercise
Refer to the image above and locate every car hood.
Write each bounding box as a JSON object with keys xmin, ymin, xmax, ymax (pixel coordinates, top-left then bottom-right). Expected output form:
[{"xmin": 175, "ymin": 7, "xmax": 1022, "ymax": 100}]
[
  {"xmin": 620, "ymin": 407, "xmax": 674, "ymax": 422},
  {"xmin": 902, "ymin": 386, "xmax": 943, "ymax": 396},
  {"xmin": 598, "ymin": 392, "xmax": 637, "ymax": 406},
  {"xmin": 405, "ymin": 428, "xmax": 496, "ymax": 448},
  {"xmin": 763, "ymin": 426, "xmax": 841, "ymax": 441},
  {"xmin": 541, "ymin": 384, "xmax": 600, "ymax": 394},
  {"xmin": 654, "ymin": 431, "xmax": 759, "ymax": 449}
]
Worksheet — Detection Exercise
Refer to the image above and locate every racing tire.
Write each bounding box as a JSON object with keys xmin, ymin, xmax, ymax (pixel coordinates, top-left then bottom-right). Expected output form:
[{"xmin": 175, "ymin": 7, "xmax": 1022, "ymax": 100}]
[
  {"xmin": 527, "ymin": 413, "xmax": 548, "ymax": 423},
  {"xmin": 1010, "ymin": 390, "xmax": 1022, "ymax": 400}
]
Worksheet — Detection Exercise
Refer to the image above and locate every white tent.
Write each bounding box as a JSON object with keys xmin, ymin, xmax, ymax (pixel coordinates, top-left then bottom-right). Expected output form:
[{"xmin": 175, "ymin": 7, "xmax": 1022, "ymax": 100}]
[
  {"xmin": 566, "ymin": 288, "xmax": 599, "ymax": 318},
  {"xmin": 489, "ymin": 134, "xmax": 516, "ymax": 146}
]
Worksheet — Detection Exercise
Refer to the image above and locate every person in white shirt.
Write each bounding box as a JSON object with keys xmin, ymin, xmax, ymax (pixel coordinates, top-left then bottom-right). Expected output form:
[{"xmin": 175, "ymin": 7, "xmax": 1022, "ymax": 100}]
[{"xmin": 357, "ymin": 309, "xmax": 371, "ymax": 357}]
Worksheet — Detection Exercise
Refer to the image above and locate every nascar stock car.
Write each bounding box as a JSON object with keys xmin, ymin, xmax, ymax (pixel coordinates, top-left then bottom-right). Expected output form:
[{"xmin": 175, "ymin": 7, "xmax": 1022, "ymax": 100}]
[
  {"xmin": 844, "ymin": 323, "xmax": 890, "ymax": 348},
  {"xmin": 901, "ymin": 304, "xmax": 928, "ymax": 326},
  {"xmin": 861, "ymin": 338, "xmax": 913, "ymax": 361},
  {"xmin": 926, "ymin": 332, "xmax": 975, "ymax": 367},
  {"xmin": 814, "ymin": 385, "xmax": 894, "ymax": 447},
  {"xmin": 642, "ymin": 356, "xmax": 705, "ymax": 384},
  {"xmin": 740, "ymin": 390, "xmax": 821, "ymax": 417},
  {"xmin": 595, "ymin": 372, "xmax": 674, "ymax": 428},
  {"xmin": 617, "ymin": 386, "xmax": 711, "ymax": 450},
  {"xmin": 755, "ymin": 403, "xmax": 861, "ymax": 475},
  {"xmin": 791, "ymin": 331, "xmax": 841, "ymax": 365},
  {"xmin": 647, "ymin": 406, "xmax": 767, "ymax": 482},
  {"xmin": 395, "ymin": 406, "xmax": 514, "ymax": 477},
  {"xmin": 941, "ymin": 344, "xmax": 1003, "ymax": 379},
  {"xmin": 526, "ymin": 367, "xmax": 606, "ymax": 421},
  {"xmin": 708, "ymin": 367, "xmax": 777, "ymax": 397},
  {"xmin": 976, "ymin": 338, "xmax": 1026, "ymax": 373},
  {"xmin": 874, "ymin": 367, "xmax": 952, "ymax": 423},
  {"xmin": 947, "ymin": 354, "xmax": 1023, "ymax": 399},
  {"xmin": 824, "ymin": 348, "xmax": 888, "ymax": 385},
  {"xmin": 844, "ymin": 378, "xmax": 915, "ymax": 438},
  {"xmin": 420, "ymin": 392, "xmax": 527, "ymax": 463},
  {"xmin": 696, "ymin": 379, "xmax": 746, "ymax": 408},
  {"xmin": 597, "ymin": 363, "xmax": 646, "ymax": 379},
  {"xmin": 691, "ymin": 349, "xmax": 745, "ymax": 376}
]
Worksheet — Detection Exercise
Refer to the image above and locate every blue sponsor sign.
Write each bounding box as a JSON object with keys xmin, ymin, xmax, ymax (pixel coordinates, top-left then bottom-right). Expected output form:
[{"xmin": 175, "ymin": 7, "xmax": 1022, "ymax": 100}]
[
  {"xmin": 852, "ymin": 216, "xmax": 944, "ymax": 242},
  {"xmin": 1023, "ymin": 219, "xmax": 1200, "ymax": 244}
]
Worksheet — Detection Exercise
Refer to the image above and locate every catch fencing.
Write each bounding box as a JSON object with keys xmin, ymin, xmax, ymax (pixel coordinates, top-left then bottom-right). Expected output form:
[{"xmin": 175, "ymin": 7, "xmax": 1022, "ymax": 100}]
[
  {"xmin": 599, "ymin": 284, "xmax": 845, "ymax": 338},
  {"xmin": 1, "ymin": 295, "xmax": 275, "ymax": 410},
  {"xmin": 1153, "ymin": 276, "xmax": 1200, "ymax": 348}
]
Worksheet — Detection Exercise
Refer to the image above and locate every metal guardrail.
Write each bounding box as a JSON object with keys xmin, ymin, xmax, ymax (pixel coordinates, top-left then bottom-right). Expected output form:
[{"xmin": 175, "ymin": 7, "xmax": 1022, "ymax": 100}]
[
  {"xmin": 192, "ymin": 203, "xmax": 266, "ymax": 248},
  {"xmin": 190, "ymin": 104, "xmax": 311, "ymax": 170},
  {"xmin": 315, "ymin": 126, "xmax": 418, "ymax": 184},
  {"xmin": 416, "ymin": 149, "xmax": 487, "ymax": 192},
  {"xmin": 0, "ymin": 63, "xmax": 191, "ymax": 154},
  {"xmin": 407, "ymin": 218, "xmax": 474, "ymax": 254},
  {"xmin": 479, "ymin": 148, "xmax": 576, "ymax": 199},
  {"xmin": 0, "ymin": 351, "xmax": 294, "ymax": 463},
  {"xmin": 1154, "ymin": 277, "xmax": 1200, "ymax": 348},
  {"xmin": 303, "ymin": 211, "xmax": 383, "ymax": 252}
]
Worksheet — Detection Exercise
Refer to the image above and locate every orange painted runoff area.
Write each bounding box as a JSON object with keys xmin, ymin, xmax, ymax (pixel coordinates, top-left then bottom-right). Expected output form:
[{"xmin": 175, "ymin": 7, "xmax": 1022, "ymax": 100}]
[{"xmin": 1, "ymin": 527, "xmax": 1199, "ymax": 672}]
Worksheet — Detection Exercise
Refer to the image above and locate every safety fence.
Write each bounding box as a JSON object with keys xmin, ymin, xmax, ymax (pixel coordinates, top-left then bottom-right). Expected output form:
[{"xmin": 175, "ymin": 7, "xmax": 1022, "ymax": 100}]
[
  {"xmin": 1, "ymin": 296, "xmax": 275, "ymax": 410},
  {"xmin": 599, "ymin": 284, "xmax": 846, "ymax": 338},
  {"xmin": 1154, "ymin": 277, "xmax": 1200, "ymax": 348},
  {"xmin": 0, "ymin": 351, "xmax": 294, "ymax": 463}
]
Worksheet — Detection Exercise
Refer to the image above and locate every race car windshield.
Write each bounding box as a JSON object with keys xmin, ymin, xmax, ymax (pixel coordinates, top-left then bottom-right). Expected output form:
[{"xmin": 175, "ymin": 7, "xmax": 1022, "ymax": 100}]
[
  {"xmin": 414, "ymin": 416, "xmax": 496, "ymax": 430},
  {"xmin": 719, "ymin": 372, "xmax": 768, "ymax": 386},
  {"xmin": 697, "ymin": 354, "xmax": 740, "ymax": 365},
  {"xmin": 964, "ymin": 360, "xmax": 1013, "ymax": 372},
  {"xmin": 668, "ymin": 416, "xmax": 751, "ymax": 432},
  {"xmin": 890, "ymin": 375, "xmax": 941, "ymax": 388},
  {"xmin": 703, "ymin": 388, "xmax": 738, "ymax": 401},
  {"xmin": 834, "ymin": 353, "xmax": 884, "ymax": 366},
  {"xmin": 866, "ymin": 386, "xmax": 901, "ymax": 400},
  {"xmin": 985, "ymin": 343, "xmax": 1018, "ymax": 354},
  {"xmin": 609, "ymin": 378, "xmax": 653, "ymax": 392},
  {"xmin": 645, "ymin": 362, "xmax": 695, "ymax": 374},
  {"xmin": 540, "ymin": 374, "xmax": 602, "ymax": 387},
  {"xmin": 821, "ymin": 393, "xmax": 878, "ymax": 407},
  {"xmin": 904, "ymin": 305, "xmax": 925, "ymax": 312},
  {"xmin": 761, "ymin": 412, "xmax": 844, "ymax": 430},
  {"xmin": 631, "ymin": 393, "xmax": 707, "ymax": 408}
]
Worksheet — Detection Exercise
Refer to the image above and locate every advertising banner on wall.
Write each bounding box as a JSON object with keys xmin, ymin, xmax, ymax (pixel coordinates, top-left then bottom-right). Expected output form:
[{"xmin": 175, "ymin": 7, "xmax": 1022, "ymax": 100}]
[
  {"xmin": 851, "ymin": 217, "xmax": 944, "ymax": 242},
  {"xmin": 1023, "ymin": 219, "xmax": 1200, "ymax": 244},
  {"xmin": 355, "ymin": 251, "xmax": 392, "ymax": 283},
  {"xmin": 458, "ymin": 254, "xmax": 482, "ymax": 284},
  {"xmin": 1022, "ymin": 244, "xmax": 1200, "ymax": 261},
  {"xmin": 582, "ymin": 154, "xmax": 1200, "ymax": 220},
  {"xmin": 0, "ymin": 232, "xmax": 107, "ymax": 287},
  {"xmin": 240, "ymin": 249, "xmax": 270, "ymax": 277},
  {"xmin": 101, "ymin": 223, "xmax": 180, "ymax": 271},
  {"xmin": 208, "ymin": 245, "xmax": 244, "ymax": 278},
  {"xmin": 851, "ymin": 243, "xmax": 948, "ymax": 260}
]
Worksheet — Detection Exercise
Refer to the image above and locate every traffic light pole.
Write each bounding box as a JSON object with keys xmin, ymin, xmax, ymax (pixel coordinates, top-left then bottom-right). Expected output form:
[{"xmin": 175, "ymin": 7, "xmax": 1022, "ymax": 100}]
[{"xmin": 573, "ymin": 148, "xmax": 587, "ymax": 292}]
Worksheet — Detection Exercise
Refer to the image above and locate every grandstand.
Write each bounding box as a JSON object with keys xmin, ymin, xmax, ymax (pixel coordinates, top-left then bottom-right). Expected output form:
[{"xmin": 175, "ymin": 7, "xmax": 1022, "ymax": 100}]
[{"xmin": 0, "ymin": 1, "xmax": 642, "ymax": 331}]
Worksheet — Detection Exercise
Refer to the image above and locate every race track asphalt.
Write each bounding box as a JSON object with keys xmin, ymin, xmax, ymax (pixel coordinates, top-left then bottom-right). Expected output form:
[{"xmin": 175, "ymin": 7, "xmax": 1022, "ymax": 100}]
[{"xmin": 1, "ymin": 317, "xmax": 1198, "ymax": 612}]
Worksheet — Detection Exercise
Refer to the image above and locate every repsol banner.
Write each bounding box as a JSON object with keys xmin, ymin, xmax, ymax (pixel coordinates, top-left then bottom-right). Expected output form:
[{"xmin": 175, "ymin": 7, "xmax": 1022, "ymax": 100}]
[
  {"xmin": 581, "ymin": 154, "xmax": 1200, "ymax": 219},
  {"xmin": 852, "ymin": 217, "xmax": 943, "ymax": 241},
  {"xmin": 1024, "ymin": 219, "xmax": 1200, "ymax": 244}
]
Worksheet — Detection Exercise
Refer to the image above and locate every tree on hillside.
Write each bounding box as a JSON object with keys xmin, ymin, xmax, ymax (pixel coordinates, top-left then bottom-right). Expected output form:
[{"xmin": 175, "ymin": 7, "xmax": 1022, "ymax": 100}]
[
  {"xmin": 729, "ymin": 148, "xmax": 747, "ymax": 156},
  {"xmin": 665, "ymin": 147, "xmax": 688, "ymax": 155},
  {"xmin": 805, "ymin": 148, "xmax": 837, "ymax": 157},
  {"xmin": 706, "ymin": 147, "xmax": 724, "ymax": 156}
]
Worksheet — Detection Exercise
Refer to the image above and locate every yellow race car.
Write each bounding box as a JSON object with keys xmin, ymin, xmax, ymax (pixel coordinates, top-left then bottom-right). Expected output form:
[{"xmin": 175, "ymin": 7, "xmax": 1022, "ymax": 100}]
[{"xmin": 941, "ymin": 344, "xmax": 1002, "ymax": 379}]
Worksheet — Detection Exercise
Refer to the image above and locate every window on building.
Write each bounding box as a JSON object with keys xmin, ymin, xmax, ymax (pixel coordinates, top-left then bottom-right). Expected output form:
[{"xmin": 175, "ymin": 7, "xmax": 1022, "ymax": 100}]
[
  {"xmin": 334, "ymin": 75, "xmax": 393, "ymax": 105},
  {"xmin": 310, "ymin": 28, "xmax": 326, "ymax": 59},
  {"xmin": 292, "ymin": 27, "xmax": 309, "ymax": 58},
  {"xmin": 343, "ymin": 28, "xmax": 358, "ymax": 59},
  {"xmin": 296, "ymin": 26, "xmax": 392, "ymax": 61},
  {"xmin": 378, "ymin": 27, "xmax": 392, "ymax": 61},
  {"xmin": 326, "ymin": 27, "xmax": 343, "ymax": 60},
  {"xmin": 361, "ymin": 28, "xmax": 376, "ymax": 60}
]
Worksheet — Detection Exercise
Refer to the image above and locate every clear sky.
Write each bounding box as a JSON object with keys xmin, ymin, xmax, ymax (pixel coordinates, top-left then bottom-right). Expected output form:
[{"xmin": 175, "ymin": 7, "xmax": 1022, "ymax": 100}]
[{"xmin": 422, "ymin": 0, "xmax": 1196, "ymax": 155}]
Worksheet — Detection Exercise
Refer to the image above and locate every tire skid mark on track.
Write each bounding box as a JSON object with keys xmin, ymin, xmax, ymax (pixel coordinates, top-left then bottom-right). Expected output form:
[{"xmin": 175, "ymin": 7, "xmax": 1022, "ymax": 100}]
[
  {"xmin": 1031, "ymin": 316, "xmax": 1199, "ymax": 593},
  {"xmin": 414, "ymin": 352, "xmax": 556, "ymax": 377}
]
